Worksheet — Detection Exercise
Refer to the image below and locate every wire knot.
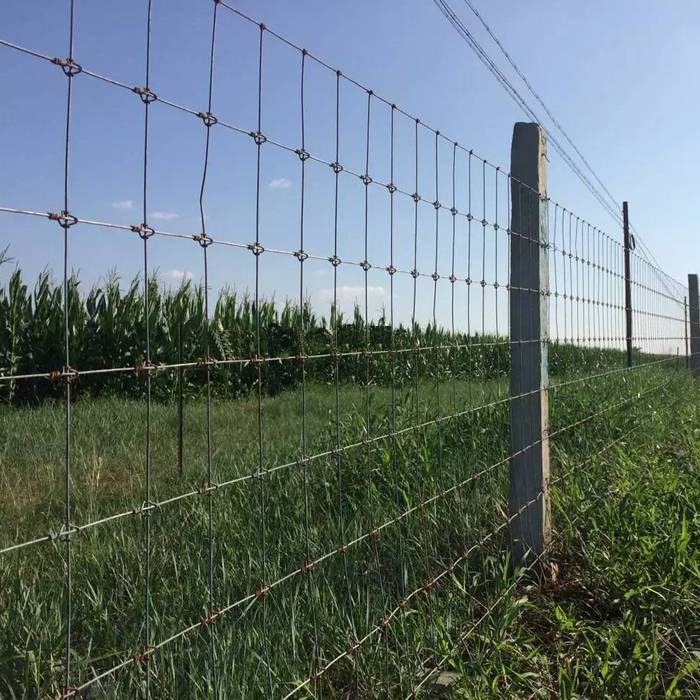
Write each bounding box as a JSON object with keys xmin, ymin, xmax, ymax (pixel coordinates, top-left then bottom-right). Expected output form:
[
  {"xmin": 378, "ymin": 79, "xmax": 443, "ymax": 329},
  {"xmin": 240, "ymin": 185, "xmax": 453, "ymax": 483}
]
[
  {"xmin": 250, "ymin": 131, "xmax": 267, "ymax": 145},
  {"xmin": 132, "ymin": 645, "xmax": 153, "ymax": 665},
  {"xmin": 410, "ymin": 269, "xmax": 419, "ymax": 279},
  {"xmin": 433, "ymin": 200, "xmax": 441, "ymax": 210},
  {"xmin": 360, "ymin": 174, "xmax": 372, "ymax": 186},
  {"xmin": 412, "ymin": 192, "xmax": 421, "ymax": 203},
  {"xmin": 386, "ymin": 265, "xmax": 396, "ymax": 276},
  {"xmin": 450, "ymin": 207, "xmax": 458, "ymax": 216},
  {"xmin": 330, "ymin": 161, "xmax": 343, "ymax": 174},
  {"xmin": 247, "ymin": 242, "xmax": 265, "ymax": 256},
  {"xmin": 300, "ymin": 559, "xmax": 315, "ymax": 574},
  {"xmin": 57, "ymin": 687, "xmax": 81, "ymax": 700},
  {"xmin": 52, "ymin": 57, "xmax": 82, "ymax": 77},
  {"xmin": 295, "ymin": 148, "xmax": 310, "ymax": 161},
  {"xmin": 197, "ymin": 111, "xmax": 218, "ymax": 127},
  {"xmin": 328, "ymin": 255, "xmax": 341, "ymax": 267},
  {"xmin": 449, "ymin": 274, "xmax": 457, "ymax": 284},
  {"xmin": 201, "ymin": 608, "xmax": 220, "ymax": 627},
  {"xmin": 131, "ymin": 223, "xmax": 155, "ymax": 240},
  {"xmin": 49, "ymin": 365, "xmax": 79, "ymax": 383},
  {"xmin": 255, "ymin": 583, "xmax": 269, "ymax": 599},
  {"xmin": 360, "ymin": 260, "xmax": 371, "ymax": 272},
  {"xmin": 294, "ymin": 249, "xmax": 308, "ymax": 262},
  {"xmin": 134, "ymin": 360, "xmax": 156, "ymax": 375},
  {"xmin": 387, "ymin": 183, "xmax": 397, "ymax": 194},
  {"xmin": 194, "ymin": 233, "xmax": 213, "ymax": 248},
  {"xmin": 48, "ymin": 210, "xmax": 78, "ymax": 229},
  {"xmin": 132, "ymin": 86, "xmax": 157, "ymax": 104},
  {"xmin": 431, "ymin": 272, "xmax": 440, "ymax": 282}
]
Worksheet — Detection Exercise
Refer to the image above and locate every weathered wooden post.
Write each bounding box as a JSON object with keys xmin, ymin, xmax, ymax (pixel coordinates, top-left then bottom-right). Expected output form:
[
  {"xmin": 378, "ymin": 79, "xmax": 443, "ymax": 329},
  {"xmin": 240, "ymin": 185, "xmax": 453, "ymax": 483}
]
[
  {"xmin": 509, "ymin": 122, "xmax": 550, "ymax": 567},
  {"xmin": 622, "ymin": 202, "xmax": 634, "ymax": 367},
  {"xmin": 689, "ymin": 274, "xmax": 700, "ymax": 378}
]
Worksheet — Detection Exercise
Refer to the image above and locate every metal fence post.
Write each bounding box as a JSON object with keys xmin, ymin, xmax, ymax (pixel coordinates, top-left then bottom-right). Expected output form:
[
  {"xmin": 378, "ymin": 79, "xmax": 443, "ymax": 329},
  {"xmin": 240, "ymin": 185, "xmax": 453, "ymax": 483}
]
[
  {"xmin": 689, "ymin": 274, "xmax": 700, "ymax": 378},
  {"xmin": 685, "ymin": 296, "xmax": 689, "ymax": 369},
  {"xmin": 622, "ymin": 201, "xmax": 633, "ymax": 367},
  {"xmin": 509, "ymin": 122, "xmax": 550, "ymax": 567}
]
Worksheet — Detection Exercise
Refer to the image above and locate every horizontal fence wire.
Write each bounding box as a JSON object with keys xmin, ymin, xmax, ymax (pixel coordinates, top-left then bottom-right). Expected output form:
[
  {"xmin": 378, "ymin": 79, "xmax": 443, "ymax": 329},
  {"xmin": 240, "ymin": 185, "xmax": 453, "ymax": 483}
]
[{"xmin": 0, "ymin": 2, "xmax": 695, "ymax": 699}]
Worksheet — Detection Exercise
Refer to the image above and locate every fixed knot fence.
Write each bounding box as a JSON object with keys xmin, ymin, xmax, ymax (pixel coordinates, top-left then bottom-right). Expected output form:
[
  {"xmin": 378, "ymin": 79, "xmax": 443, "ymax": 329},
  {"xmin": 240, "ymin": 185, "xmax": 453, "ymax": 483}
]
[{"xmin": 0, "ymin": 1, "xmax": 697, "ymax": 699}]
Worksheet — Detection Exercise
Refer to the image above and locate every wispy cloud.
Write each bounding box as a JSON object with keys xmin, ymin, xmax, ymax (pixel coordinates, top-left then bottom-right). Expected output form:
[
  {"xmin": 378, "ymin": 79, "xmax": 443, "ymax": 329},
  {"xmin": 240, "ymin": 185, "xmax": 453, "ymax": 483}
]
[
  {"xmin": 152, "ymin": 211, "xmax": 179, "ymax": 221},
  {"xmin": 164, "ymin": 269, "xmax": 193, "ymax": 281},
  {"xmin": 111, "ymin": 199, "xmax": 134, "ymax": 210},
  {"xmin": 316, "ymin": 285, "xmax": 386, "ymax": 305},
  {"xmin": 269, "ymin": 177, "xmax": 292, "ymax": 190}
]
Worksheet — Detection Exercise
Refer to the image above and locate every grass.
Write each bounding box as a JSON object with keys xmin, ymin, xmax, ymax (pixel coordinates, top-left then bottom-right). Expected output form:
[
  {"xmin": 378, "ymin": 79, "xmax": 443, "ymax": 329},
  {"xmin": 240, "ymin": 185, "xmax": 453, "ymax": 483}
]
[{"xmin": 0, "ymin": 362, "xmax": 698, "ymax": 698}]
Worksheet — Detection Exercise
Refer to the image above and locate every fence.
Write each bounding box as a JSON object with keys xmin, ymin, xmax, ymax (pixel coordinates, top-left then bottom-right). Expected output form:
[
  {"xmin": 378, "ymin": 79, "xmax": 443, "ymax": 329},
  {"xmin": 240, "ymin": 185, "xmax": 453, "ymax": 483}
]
[{"xmin": 0, "ymin": 2, "xmax": 697, "ymax": 698}]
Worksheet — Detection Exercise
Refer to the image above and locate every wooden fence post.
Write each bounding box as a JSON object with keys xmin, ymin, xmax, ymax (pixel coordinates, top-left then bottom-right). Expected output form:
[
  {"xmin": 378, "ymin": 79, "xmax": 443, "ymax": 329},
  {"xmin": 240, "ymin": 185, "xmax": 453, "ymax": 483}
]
[
  {"xmin": 509, "ymin": 122, "xmax": 551, "ymax": 567},
  {"xmin": 689, "ymin": 274, "xmax": 700, "ymax": 378}
]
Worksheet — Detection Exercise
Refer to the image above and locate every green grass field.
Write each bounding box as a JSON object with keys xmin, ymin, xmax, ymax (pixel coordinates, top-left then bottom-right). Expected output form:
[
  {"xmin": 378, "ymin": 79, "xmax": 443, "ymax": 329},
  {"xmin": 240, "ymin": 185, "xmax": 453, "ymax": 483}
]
[{"xmin": 1, "ymin": 363, "xmax": 699, "ymax": 699}]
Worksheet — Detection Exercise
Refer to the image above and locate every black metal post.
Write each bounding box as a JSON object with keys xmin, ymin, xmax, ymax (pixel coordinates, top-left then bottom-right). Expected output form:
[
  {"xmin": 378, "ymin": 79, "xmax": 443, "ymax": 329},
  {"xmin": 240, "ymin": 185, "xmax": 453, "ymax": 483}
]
[{"xmin": 622, "ymin": 201, "xmax": 633, "ymax": 367}]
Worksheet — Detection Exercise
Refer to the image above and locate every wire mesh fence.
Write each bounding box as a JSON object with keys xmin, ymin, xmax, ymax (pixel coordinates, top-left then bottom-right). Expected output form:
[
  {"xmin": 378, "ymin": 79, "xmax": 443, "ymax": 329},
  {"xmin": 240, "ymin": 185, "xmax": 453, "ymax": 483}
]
[{"xmin": 0, "ymin": 2, "xmax": 696, "ymax": 698}]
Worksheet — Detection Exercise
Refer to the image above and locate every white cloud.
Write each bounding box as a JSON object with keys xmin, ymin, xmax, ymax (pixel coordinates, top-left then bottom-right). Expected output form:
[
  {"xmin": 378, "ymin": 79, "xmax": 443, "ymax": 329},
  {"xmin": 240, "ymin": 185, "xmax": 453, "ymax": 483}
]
[
  {"xmin": 152, "ymin": 211, "xmax": 179, "ymax": 221},
  {"xmin": 269, "ymin": 177, "xmax": 292, "ymax": 190},
  {"xmin": 165, "ymin": 269, "xmax": 193, "ymax": 281},
  {"xmin": 111, "ymin": 199, "xmax": 134, "ymax": 210},
  {"xmin": 316, "ymin": 285, "xmax": 386, "ymax": 305}
]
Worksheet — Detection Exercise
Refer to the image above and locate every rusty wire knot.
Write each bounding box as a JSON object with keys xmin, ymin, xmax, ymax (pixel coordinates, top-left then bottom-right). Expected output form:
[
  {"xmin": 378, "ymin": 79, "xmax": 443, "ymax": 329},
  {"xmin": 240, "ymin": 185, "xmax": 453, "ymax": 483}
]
[
  {"xmin": 295, "ymin": 353, "xmax": 307, "ymax": 365},
  {"xmin": 132, "ymin": 645, "xmax": 154, "ymax": 665},
  {"xmin": 422, "ymin": 579, "xmax": 435, "ymax": 593},
  {"xmin": 52, "ymin": 56, "xmax": 82, "ymax": 77},
  {"xmin": 380, "ymin": 615, "xmax": 392, "ymax": 630},
  {"xmin": 133, "ymin": 501, "xmax": 157, "ymax": 517},
  {"xmin": 346, "ymin": 639, "xmax": 361, "ymax": 657},
  {"xmin": 300, "ymin": 559, "xmax": 315, "ymax": 574},
  {"xmin": 360, "ymin": 260, "xmax": 371, "ymax": 272},
  {"xmin": 255, "ymin": 583, "xmax": 269, "ymax": 599},
  {"xmin": 328, "ymin": 254, "xmax": 341, "ymax": 267},
  {"xmin": 366, "ymin": 527, "xmax": 379, "ymax": 540},
  {"xmin": 134, "ymin": 360, "xmax": 156, "ymax": 375},
  {"xmin": 386, "ymin": 182, "xmax": 397, "ymax": 193},
  {"xmin": 198, "ymin": 481, "xmax": 218, "ymax": 495},
  {"xmin": 132, "ymin": 85, "xmax": 157, "ymax": 104},
  {"xmin": 49, "ymin": 365, "xmax": 79, "ymax": 383},
  {"xmin": 196, "ymin": 356, "xmax": 216, "ymax": 368},
  {"xmin": 130, "ymin": 223, "xmax": 155, "ymax": 240},
  {"xmin": 294, "ymin": 249, "xmax": 308, "ymax": 262},
  {"xmin": 412, "ymin": 192, "xmax": 421, "ymax": 203},
  {"xmin": 194, "ymin": 233, "xmax": 212, "ymax": 248},
  {"xmin": 201, "ymin": 608, "xmax": 220, "ymax": 627},
  {"xmin": 247, "ymin": 242, "xmax": 265, "ymax": 256},
  {"xmin": 295, "ymin": 148, "xmax": 310, "ymax": 161},
  {"xmin": 197, "ymin": 111, "xmax": 218, "ymax": 127},
  {"xmin": 250, "ymin": 130, "xmax": 267, "ymax": 145},
  {"xmin": 336, "ymin": 543, "xmax": 348, "ymax": 555},
  {"xmin": 249, "ymin": 354, "xmax": 265, "ymax": 368},
  {"xmin": 48, "ymin": 210, "xmax": 78, "ymax": 229},
  {"xmin": 55, "ymin": 687, "xmax": 81, "ymax": 700},
  {"xmin": 386, "ymin": 265, "xmax": 396, "ymax": 276},
  {"xmin": 360, "ymin": 174, "xmax": 372, "ymax": 186},
  {"xmin": 329, "ymin": 161, "xmax": 343, "ymax": 174}
]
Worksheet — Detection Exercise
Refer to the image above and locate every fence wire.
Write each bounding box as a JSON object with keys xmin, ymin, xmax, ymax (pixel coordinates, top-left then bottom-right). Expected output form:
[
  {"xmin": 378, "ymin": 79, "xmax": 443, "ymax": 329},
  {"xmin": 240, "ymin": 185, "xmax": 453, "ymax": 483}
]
[{"xmin": 0, "ymin": 2, "xmax": 695, "ymax": 699}]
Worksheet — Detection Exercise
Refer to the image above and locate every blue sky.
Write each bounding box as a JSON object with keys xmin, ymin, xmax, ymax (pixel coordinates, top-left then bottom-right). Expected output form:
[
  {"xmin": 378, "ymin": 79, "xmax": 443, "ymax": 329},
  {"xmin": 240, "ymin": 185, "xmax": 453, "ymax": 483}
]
[{"xmin": 0, "ymin": 0, "xmax": 697, "ymax": 335}]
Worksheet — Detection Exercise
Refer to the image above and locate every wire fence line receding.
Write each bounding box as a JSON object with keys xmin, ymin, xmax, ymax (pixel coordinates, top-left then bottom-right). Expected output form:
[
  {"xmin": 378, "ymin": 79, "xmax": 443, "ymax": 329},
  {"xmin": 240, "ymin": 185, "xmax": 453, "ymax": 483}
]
[{"xmin": 0, "ymin": 2, "xmax": 696, "ymax": 699}]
